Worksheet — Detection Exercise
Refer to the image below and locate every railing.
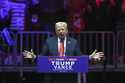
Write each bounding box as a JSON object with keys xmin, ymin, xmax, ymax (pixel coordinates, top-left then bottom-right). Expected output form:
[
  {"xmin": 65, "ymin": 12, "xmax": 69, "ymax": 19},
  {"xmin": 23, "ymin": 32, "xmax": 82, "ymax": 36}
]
[
  {"xmin": 0, "ymin": 31, "xmax": 125, "ymax": 71},
  {"xmin": 116, "ymin": 31, "xmax": 125, "ymax": 69}
]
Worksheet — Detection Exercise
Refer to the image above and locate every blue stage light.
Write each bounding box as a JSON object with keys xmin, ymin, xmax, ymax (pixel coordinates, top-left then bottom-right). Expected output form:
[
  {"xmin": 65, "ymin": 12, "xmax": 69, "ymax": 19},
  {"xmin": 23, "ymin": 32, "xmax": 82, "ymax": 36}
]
[{"xmin": 1, "ymin": 28, "xmax": 16, "ymax": 46}]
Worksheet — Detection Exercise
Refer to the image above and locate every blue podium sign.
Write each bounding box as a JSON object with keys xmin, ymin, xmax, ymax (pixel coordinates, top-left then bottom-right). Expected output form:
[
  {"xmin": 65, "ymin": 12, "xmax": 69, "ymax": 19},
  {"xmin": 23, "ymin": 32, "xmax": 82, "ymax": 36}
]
[{"xmin": 37, "ymin": 56, "xmax": 88, "ymax": 73}]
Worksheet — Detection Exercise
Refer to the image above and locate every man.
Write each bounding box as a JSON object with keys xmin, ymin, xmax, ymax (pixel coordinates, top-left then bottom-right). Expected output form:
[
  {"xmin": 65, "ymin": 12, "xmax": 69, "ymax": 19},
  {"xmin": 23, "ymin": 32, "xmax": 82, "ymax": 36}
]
[
  {"xmin": 23, "ymin": 22, "xmax": 104, "ymax": 83},
  {"xmin": 42, "ymin": 21, "xmax": 81, "ymax": 56},
  {"xmin": 23, "ymin": 21, "xmax": 103, "ymax": 59}
]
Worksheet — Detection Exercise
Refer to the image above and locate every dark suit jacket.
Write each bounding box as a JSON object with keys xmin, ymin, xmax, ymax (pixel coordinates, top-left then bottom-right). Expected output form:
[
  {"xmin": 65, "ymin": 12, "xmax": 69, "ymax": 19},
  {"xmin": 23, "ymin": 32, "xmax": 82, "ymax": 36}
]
[
  {"xmin": 42, "ymin": 36, "xmax": 81, "ymax": 56},
  {"xmin": 41, "ymin": 36, "xmax": 81, "ymax": 83}
]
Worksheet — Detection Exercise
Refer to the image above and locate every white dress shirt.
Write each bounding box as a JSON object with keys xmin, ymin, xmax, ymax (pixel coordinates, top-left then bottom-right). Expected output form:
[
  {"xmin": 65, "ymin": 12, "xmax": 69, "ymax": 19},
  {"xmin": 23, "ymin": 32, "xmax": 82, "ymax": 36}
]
[{"xmin": 58, "ymin": 37, "xmax": 67, "ymax": 56}]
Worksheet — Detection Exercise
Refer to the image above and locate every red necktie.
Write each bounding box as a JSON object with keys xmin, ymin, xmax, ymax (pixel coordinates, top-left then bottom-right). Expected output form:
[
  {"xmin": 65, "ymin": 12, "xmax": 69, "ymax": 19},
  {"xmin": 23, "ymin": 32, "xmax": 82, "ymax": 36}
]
[{"xmin": 59, "ymin": 42, "xmax": 64, "ymax": 56}]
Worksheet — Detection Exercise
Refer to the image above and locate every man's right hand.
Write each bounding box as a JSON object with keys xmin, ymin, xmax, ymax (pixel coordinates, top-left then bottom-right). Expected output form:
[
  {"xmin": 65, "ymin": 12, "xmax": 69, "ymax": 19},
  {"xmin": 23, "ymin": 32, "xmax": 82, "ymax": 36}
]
[
  {"xmin": 23, "ymin": 49, "xmax": 36, "ymax": 59},
  {"xmin": 89, "ymin": 49, "xmax": 104, "ymax": 62}
]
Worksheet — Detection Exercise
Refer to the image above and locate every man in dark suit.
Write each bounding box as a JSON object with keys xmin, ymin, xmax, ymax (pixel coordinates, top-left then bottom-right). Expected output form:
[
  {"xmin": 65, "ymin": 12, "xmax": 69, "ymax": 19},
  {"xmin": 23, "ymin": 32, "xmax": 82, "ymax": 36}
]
[
  {"xmin": 42, "ymin": 22, "xmax": 82, "ymax": 83},
  {"xmin": 42, "ymin": 22, "xmax": 81, "ymax": 56},
  {"xmin": 23, "ymin": 21, "xmax": 104, "ymax": 83}
]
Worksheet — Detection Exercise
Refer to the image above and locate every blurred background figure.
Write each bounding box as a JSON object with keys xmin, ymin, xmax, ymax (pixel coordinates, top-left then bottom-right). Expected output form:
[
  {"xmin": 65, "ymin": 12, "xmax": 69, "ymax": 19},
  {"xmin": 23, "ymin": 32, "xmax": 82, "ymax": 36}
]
[{"xmin": 31, "ymin": 14, "xmax": 41, "ymax": 31}]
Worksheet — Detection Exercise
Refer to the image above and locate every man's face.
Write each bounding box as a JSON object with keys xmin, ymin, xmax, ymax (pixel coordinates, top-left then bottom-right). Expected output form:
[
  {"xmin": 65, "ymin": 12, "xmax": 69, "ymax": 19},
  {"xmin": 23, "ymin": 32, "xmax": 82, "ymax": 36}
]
[{"xmin": 55, "ymin": 22, "xmax": 68, "ymax": 38}]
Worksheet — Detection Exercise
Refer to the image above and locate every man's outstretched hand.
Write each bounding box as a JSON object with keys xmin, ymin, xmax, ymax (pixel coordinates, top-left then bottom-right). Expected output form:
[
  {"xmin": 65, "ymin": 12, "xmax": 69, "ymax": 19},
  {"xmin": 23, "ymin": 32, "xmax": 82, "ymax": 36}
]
[
  {"xmin": 89, "ymin": 49, "xmax": 104, "ymax": 62},
  {"xmin": 23, "ymin": 49, "xmax": 36, "ymax": 59}
]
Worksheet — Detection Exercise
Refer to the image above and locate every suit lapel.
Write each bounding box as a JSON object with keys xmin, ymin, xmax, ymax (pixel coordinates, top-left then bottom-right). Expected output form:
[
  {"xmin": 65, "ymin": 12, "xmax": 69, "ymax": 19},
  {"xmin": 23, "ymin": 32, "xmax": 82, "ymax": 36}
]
[{"xmin": 66, "ymin": 37, "xmax": 71, "ymax": 56}]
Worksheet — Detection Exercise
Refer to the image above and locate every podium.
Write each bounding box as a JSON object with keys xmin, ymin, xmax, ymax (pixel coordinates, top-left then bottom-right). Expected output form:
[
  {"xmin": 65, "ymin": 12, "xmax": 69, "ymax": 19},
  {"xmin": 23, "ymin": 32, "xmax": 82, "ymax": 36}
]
[{"xmin": 37, "ymin": 55, "xmax": 88, "ymax": 83}]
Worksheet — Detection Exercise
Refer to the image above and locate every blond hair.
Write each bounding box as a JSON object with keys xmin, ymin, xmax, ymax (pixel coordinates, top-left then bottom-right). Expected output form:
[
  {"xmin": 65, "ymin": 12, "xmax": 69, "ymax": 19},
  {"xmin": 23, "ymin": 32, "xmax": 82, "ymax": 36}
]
[{"xmin": 55, "ymin": 22, "xmax": 67, "ymax": 28}]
